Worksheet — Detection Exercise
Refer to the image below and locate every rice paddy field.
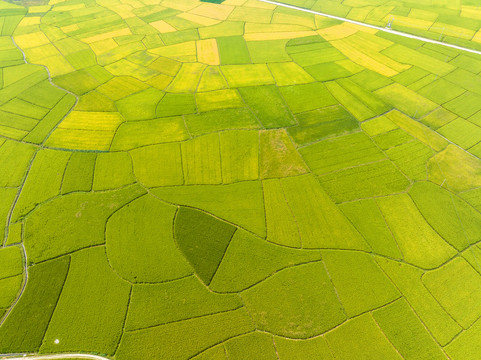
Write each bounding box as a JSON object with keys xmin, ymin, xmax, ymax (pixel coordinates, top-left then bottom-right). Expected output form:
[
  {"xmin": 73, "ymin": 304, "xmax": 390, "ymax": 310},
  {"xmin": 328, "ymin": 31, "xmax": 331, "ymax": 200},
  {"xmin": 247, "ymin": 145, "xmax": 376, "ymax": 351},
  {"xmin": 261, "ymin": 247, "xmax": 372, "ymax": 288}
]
[{"xmin": 1, "ymin": 0, "xmax": 481, "ymax": 358}]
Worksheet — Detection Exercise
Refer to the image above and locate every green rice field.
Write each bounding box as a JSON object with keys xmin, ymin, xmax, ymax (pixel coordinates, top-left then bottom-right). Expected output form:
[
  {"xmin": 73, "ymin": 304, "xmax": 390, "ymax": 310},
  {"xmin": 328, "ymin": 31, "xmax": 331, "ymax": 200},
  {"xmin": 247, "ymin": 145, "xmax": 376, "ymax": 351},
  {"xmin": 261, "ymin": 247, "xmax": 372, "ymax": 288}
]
[{"xmin": 1, "ymin": 0, "xmax": 481, "ymax": 358}]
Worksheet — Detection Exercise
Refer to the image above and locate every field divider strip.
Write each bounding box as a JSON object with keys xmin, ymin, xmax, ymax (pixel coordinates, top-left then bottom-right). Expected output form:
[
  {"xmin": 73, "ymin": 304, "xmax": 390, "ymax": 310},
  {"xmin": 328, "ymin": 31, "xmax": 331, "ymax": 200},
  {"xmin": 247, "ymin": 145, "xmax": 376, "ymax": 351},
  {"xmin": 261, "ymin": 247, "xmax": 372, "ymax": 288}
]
[
  {"xmin": 257, "ymin": 0, "xmax": 481, "ymax": 56},
  {"xmin": 0, "ymin": 354, "xmax": 110, "ymax": 360}
]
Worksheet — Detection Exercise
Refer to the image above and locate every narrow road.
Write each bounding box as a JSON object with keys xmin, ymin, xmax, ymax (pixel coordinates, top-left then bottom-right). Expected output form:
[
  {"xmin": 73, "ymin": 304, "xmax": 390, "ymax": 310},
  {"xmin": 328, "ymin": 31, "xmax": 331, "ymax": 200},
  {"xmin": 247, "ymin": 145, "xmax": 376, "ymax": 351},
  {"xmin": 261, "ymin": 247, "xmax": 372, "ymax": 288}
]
[
  {"xmin": 258, "ymin": 0, "xmax": 481, "ymax": 56},
  {"xmin": 1, "ymin": 354, "xmax": 110, "ymax": 360}
]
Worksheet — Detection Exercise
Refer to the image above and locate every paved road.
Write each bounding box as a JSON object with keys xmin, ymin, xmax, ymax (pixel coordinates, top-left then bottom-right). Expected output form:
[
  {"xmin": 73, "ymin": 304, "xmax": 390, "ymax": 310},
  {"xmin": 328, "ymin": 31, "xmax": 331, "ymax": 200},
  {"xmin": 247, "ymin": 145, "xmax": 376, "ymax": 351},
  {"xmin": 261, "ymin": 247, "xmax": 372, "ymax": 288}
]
[
  {"xmin": 1, "ymin": 354, "xmax": 110, "ymax": 360},
  {"xmin": 258, "ymin": 0, "xmax": 481, "ymax": 56}
]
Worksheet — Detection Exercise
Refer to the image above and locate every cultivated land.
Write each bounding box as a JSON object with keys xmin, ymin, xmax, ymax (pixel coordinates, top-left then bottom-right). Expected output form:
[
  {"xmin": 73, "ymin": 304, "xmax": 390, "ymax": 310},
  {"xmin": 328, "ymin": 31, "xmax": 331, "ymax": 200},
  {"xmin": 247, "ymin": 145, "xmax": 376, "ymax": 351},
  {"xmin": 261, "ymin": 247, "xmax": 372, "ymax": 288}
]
[{"xmin": 1, "ymin": 0, "xmax": 481, "ymax": 358}]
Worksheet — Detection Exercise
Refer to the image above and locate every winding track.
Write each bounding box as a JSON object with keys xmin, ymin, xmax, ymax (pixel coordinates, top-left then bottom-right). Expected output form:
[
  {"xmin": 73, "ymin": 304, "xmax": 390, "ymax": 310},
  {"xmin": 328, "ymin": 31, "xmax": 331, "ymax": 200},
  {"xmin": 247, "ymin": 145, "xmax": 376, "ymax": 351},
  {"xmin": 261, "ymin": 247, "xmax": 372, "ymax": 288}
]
[
  {"xmin": 1, "ymin": 1, "xmax": 481, "ymax": 360},
  {"xmin": 258, "ymin": 0, "xmax": 481, "ymax": 56}
]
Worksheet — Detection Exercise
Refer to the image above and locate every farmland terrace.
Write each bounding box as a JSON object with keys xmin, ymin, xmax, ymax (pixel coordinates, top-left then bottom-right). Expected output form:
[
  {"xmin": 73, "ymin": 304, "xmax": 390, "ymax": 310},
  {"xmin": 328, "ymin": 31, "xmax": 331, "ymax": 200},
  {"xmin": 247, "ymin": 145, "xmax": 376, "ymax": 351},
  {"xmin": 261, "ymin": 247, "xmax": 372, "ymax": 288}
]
[{"xmin": 1, "ymin": 0, "xmax": 481, "ymax": 358}]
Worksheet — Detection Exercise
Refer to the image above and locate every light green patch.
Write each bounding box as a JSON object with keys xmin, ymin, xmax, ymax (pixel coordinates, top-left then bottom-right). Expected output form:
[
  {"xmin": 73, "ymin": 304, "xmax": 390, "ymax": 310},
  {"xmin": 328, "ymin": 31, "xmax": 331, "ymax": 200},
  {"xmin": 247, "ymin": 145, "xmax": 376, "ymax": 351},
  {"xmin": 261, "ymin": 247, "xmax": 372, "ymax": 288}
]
[
  {"xmin": 221, "ymin": 64, "xmax": 275, "ymax": 87},
  {"xmin": 243, "ymin": 262, "xmax": 345, "ymax": 338},
  {"xmin": 318, "ymin": 160, "xmax": 410, "ymax": 202},
  {"xmin": 220, "ymin": 130, "xmax": 259, "ymax": 183},
  {"xmin": 322, "ymin": 250, "xmax": 399, "ymax": 317},
  {"xmin": 428, "ymin": 144, "xmax": 481, "ymax": 192},
  {"xmin": 239, "ymin": 85, "xmax": 295, "ymax": 128},
  {"xmin": 260, "ymin": 129, "xmax": 308, "ymax": 178},
  {"xmin": 156, "ymin": 93, "xmax": 196, "ymax": 117},
  {"xmin": 210, "ymin": 229, "xmax": 321, "ymax": 292},
  {"xmin": 151, "ymin": 181, "xmax": 266, "ymax": 237},
  {"xmin": 92, "ymin": 152, "xmax": 135, "ymax": 191},
  {"xmin": 377, "ymin": 193, "xmax": 456, "ymax": 269},
  {"xmin": 339, "ymin": 199, "xmax": 401, "ymax": 259},
  {"xmin": 374, "ymin": 83, "xmax": 438, "ymax": 118},
  {"xmin": 106, "ymin": 195, "xmax": 192, "ymax": 283},
  {"xmin": 181, "ymin": 133, "xmax": 222, "ymax": 185},
  {"xmin": 116, "ymin": 87, "xmax": 165, "ymax": 120},
  {"xmin": 280, "ymin": 82, "xmax": 338, "ymax": 113},
  {"xmin": 112, "ymin": 116, "xmax": 190, "ymax": 150},
  {"xmin": 225, "ymin": 332, "xmax": 278, "ymax": 360},
  {"xmin": 130, "ymin": 143, "xmax": 184, "ymax": 187},
  {"xmin": 12, "ymin": 149, "xmax": 70, "ymax": 221},
  {"xmin": 196, "ymin": 89, "xmax": 243, "ymax": 112},
  {"xmin": 385, "ymin": 140, "xmax": 432, "ymax": 180},
  {"xmin": 373, "ymin": 298, "xmax": 448, "ymax": 360},
  {"xmin": 275, "ymin": 336, "xmax": 334, "ymax": 360},
  {"xmin": 410, "ymin": 181, "xmax": 481, "ymax": 251},
  {"xmin": 24, "ymin": 185, "xmax": 146, "ymax": 263},
  {"xmin": 41, "ymin": 248, "xmax": 131, "ymax": 355},
  {"xmin": 423, "ymin": 257, "xmax": 481, "ymax": 329},
  {"xmin": 126, "ymin": 276, "xmax": 242, "ymax": 330},
  {"xmin": 325, "ymin": 314, "xmax": 402, "ymax": 360},
  {"xmin": 300, "ymin": 132, "xmax": 384, "ymax": 174}
]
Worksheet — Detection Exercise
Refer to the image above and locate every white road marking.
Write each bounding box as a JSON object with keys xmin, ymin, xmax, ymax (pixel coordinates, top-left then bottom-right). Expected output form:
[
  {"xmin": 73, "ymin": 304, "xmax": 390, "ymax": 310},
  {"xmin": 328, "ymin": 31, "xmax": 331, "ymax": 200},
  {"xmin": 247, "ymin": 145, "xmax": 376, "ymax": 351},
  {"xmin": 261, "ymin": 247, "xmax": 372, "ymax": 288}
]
[{"xmin": 258, "ymin": 0, "xmax": 481, "ymax": 56}]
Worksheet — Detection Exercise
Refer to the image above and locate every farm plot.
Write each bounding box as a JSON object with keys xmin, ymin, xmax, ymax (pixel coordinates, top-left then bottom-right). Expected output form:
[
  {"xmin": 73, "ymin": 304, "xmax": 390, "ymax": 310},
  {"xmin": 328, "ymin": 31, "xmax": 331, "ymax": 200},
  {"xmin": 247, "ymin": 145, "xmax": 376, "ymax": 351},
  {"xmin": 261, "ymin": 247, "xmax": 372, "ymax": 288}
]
[{"xmin": 2, "ymin": 0, "xmax": 481, "ymax": 358}]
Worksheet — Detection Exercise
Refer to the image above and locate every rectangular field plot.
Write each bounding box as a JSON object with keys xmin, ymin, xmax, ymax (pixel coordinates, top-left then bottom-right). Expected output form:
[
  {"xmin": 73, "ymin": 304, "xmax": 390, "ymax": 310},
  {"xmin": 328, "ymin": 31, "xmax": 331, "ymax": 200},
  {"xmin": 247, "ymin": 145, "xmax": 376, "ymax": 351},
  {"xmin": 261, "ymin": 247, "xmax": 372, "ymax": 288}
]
[
  {"xmin": 221, "ymin": 64, "xmax": 275, "ymax": 87},
  {"xmin": 299, "ymin": 132, "xmax": 384, "ymax": 174},
  {"xmin": 220, "ymin": 130, "xmax": 259, "ymax": 183},
  {"xmin": 385, "ymin": 140, "xmax": 433, "ymax": 180},
  {"xmin": 381, "ymin": 44, "xmax": 455, "ymax": 76},
  {"xmin": 260, "ymin": 129, "xmax": 308, "ymax": 179},
  {"xmin": 279, "ymin": 82, "xmax": 338, "ymax": 113},
  {"xmin": 112, "ymin": 116, "xmax": 189, "ymax": 151},
  {"xmin": 238, "ymin": 85, "xmax": 295, "ymax": 128},
  {"xmin": 361, "ymin": 115, "xmax": 398, "ymax": 136},
  {"xmin": 288, "ymin": 105, "xmax": 359, "ymax": 145},
  {"xmin": 443, "ymin": 91, "xmax": 481, "ymax": 119},
  {"xmin": 61, "ymin": 152, "xmax": 96, "ymax": 194},
  {"xmin": 385, "ymin": 110, "xmax": 448, "ymax": 151},
  {"xmin": 373, "ymin": 299, "xmax": 447, "ymax": 360},
  {"xmin": 0, "ymin": 257, "xmax": 69, "ymax": 354},
  {"xmin": 374, "ymin": 83, "xmax": 438, "ymax": 118},
  {"xmin": 377, "ymin": 194, "xmax": 456, "ymax": 269},
  {"xmin": 444, "ymin": 68, "xmax": 481, "ymax": 96},
  {"xmin": 377, "ymin": 257, "xmax": 462, "ymax": 346},
  {"xmin": 267, "ymin": 62, "xmax": 315, "ymax": 86},
  {"xmin": 184, "ymin": 108, "xmax": 259, "ymax": 136},
  {"xmin": 117, "ymin": 308, "xmax": 254, "ymax": 360},
  {"xmin": 217, "ymin": 36, "xmax": 251, "ymax": 64},
  {"xmin": 325, "ymin": 81, "xmax": 376, "ymax": 121},
  {"xmin": 181, "ymin": 133, "xmax": 222, "ymax": 184},
  {"xmin": 438, "ymin": 118, "xmax": 481, "ymax": 149},
  {"xmin": 156, "ymin": 93, "xmax": 196, "ymax": 117},
  {"xmin": 40, "ymin": 248, "xmax": 130, "ymax": 355},
  {"xmin": 196, "ymin": 89, "xmax": 243, "ymax": 112},
  {"xmin": 339, "ymin": 199, "xmax": 401, "ymax": 259},
  {"xmin": 246, "ymin": 39, "xmax": 291, "ymax": 63},
  {"xmin": 131, "ymin": 143, "xmax": 184, "ymax": 187},
  {"xmin": 337, "ymin": 78, "xmax": 391, "ymax": 115},
  {"xmin": 418, "ymin": 78, "xmax": 465, "ymax": 105},
  {"xmin": 318, "ymin": 160, "xmax": 410, "ymax": 202}
]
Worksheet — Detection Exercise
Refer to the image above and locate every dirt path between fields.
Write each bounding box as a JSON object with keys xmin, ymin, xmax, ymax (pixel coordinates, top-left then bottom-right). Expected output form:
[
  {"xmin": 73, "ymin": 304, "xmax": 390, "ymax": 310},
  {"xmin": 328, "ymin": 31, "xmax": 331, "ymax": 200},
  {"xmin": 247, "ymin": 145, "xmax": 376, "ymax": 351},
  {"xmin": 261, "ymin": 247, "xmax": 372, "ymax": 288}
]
[
  {"xmin": 258, "ymin": 0, "xmax": 481, "ymax": 56},
  {"xmin": 1, "ymin": 354, "xmax": 110, "ymax": 360}
]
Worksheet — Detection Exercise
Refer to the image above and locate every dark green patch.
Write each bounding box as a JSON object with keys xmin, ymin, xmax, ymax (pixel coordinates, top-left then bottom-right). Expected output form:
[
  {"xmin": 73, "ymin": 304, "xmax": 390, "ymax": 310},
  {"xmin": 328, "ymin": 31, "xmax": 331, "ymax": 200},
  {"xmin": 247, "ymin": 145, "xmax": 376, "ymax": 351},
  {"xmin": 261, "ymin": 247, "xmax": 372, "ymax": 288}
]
[
  {"xmin": 238, "ymin": 85, "xmax": 295, "ymax": 128},
  {"xmin": 174, "ymin": 207, "xmax": 236, "ymax": 285},
  {"xmin": 0, "ymin": 257, "xmax": 70, "ymax": 353},
  {"xmin": 288, "ymin": 105, "xmax": 359, "ymax": 145}
]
